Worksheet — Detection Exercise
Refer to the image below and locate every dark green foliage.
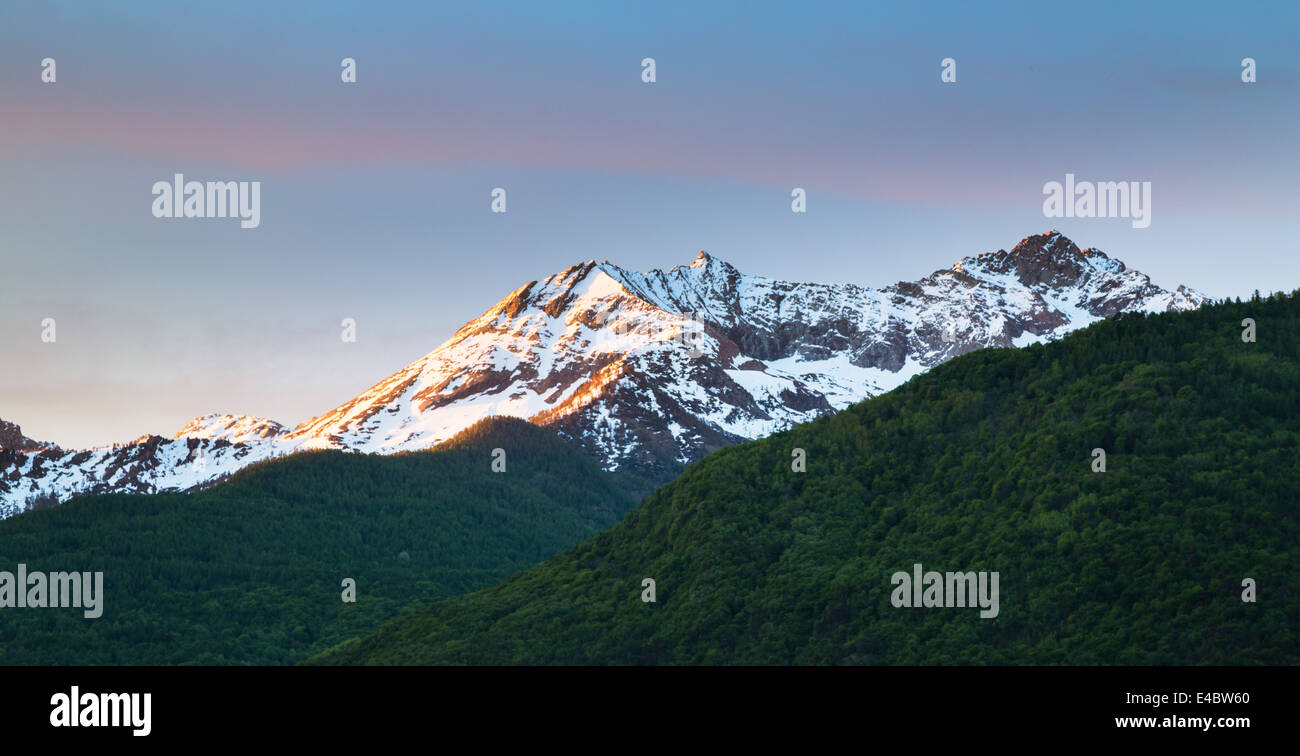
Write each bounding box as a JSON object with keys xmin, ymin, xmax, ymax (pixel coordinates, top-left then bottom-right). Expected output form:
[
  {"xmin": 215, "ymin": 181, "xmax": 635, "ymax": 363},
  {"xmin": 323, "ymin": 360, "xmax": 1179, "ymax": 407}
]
[
  {"xmin": 311, "ymin": 293, "xmax": 1300, "ymax": 665},
  {"xmin": 0, "ymin": 417, "xmax": 637, "ymax": 665}
]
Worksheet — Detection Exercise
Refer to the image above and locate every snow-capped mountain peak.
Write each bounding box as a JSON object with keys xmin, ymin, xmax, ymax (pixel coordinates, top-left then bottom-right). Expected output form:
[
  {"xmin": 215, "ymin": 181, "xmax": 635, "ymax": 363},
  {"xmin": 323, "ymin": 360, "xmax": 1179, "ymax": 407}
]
[
  {"xmin": 272, "ymin": 232, "xmax": 1207, "ymax": 477},
  {"xmin": 0, "ymin": 232, "xmax": 1209, "ymax": 516}
]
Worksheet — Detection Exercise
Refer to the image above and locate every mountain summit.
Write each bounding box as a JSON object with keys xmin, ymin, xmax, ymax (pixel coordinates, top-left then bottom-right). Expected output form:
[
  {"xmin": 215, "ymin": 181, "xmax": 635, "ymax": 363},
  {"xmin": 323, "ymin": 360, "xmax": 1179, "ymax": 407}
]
[
  {"xmin": 0, "ymin": 232, "xmax": 1208, "ymax": 516},
  {"xmin": 0, "ymin": 419, "xmax": 50, "ymax": 454}
]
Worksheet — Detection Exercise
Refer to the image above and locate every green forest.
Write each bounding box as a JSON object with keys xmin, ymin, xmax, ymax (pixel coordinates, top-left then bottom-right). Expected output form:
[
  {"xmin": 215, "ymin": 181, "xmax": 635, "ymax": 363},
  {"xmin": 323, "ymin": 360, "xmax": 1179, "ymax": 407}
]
[
  {"xmin": 311, "ymin": 292, "xmax": 1300, "ymax": 665},
  {"xmin": 0, "ymin": 417, "xmax": 637, "ymax": 664}
]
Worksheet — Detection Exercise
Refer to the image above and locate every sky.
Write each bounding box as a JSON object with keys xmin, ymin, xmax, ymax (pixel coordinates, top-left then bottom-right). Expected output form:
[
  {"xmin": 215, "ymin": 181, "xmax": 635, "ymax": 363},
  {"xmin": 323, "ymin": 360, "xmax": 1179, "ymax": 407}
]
[{"xmin": 2, "ymin": 0, "xmax": 1297, "ymax": 448}]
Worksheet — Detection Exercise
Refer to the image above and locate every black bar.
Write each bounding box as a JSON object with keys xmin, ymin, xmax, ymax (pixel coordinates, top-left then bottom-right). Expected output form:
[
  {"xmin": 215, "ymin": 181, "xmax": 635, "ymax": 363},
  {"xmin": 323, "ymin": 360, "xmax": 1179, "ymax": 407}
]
[{"xmin": 2, "ymin": 665, "xmax": 1288, "ymax": 745}]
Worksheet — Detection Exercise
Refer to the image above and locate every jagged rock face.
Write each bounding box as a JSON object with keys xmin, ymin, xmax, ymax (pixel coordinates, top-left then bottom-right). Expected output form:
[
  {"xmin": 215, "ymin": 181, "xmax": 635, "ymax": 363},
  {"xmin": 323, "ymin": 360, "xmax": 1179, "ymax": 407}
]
[
  {"xmin": 0, "ymin": 231, "xmax": 1208, "ymax": 516},
  {"xmin": 0, "ymin": 419, "xmax": 46, "ymax": 453}
]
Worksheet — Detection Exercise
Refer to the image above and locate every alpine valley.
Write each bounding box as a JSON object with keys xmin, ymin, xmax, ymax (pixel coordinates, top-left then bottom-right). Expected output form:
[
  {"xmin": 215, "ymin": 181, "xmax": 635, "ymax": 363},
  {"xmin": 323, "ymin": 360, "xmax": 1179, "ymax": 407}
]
[{"xmin": 0, "ymin": 232, "xmax": 1206, "ymax": 517}]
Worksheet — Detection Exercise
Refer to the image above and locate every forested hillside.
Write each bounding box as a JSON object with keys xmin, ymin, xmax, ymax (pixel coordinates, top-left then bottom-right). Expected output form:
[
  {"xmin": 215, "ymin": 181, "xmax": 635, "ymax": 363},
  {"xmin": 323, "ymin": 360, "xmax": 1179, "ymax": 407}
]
[
  {"xmin": 0, "ymin": 417, "xmax": 637, "ymax": 664},
  {"xmin": 312, "ymin": 293, "xmax": 1300, "ymax": 665}
]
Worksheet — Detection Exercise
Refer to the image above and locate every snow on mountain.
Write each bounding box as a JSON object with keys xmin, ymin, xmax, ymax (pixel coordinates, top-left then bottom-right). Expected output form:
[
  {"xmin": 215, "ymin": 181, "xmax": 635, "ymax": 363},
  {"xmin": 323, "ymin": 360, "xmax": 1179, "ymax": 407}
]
[
  {"xmin": 174, "ymin": 413, "xmax": 288, "ymax": 444},
  {"xmin": 0, "ymin": 433, "xmax": 289, "ymax": 516},
  {"xmin": 0, "ymin": 231, "xmax": 1209, "ymax": 517}
]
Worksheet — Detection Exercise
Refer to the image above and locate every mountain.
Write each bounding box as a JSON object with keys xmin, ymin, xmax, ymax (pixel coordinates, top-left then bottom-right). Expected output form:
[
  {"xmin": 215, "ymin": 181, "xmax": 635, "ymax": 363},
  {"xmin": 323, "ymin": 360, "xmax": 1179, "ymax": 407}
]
[
  {"xmin": 0, "ymin": 420, "xmax": 50, "ymax": 454},
  {"xmin": 0, "ymin": 417, "xmax": 638, "ymax": 665},
  {"xmin": 0, "ymin": 231, "xmax": 1207, "ymax": 517},
  {"xmin": 309, "ymin": 292, "xmax": 1300, "ymax": 666},
  {"xmin": 174, "ymin": 413, "xmax": 289, "ymax": 443},
  {"xmin": 0, "ymin": 417, "xmax": 292, "ymax": 517}
]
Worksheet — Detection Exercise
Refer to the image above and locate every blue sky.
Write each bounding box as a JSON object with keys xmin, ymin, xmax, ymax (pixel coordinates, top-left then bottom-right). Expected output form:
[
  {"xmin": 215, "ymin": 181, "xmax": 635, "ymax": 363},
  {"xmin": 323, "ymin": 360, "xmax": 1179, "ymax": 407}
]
[{"xmin": 2, "ymin": 0, "xmax": 1297, "ymax": 447}]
